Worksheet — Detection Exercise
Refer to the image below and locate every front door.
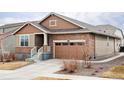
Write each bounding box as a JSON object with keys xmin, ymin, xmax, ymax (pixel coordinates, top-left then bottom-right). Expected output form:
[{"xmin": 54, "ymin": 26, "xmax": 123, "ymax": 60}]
[{"xmin": 35, "ymin": 34, "xmax": 44, "ymax": 49}]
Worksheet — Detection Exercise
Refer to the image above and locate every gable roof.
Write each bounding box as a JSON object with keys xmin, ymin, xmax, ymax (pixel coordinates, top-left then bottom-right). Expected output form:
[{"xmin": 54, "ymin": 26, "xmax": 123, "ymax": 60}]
[
  {"xmin": 39, "ymin": 12, "xmax": 96, "ymax": 30},
  {"xmin": 0, "ymin": 12, "xmax": 121, "ymax": 39},
  {"xmin": 39, "ymin": 12, "xmax": 122, "ymax": 37},
  {"xmin": 12, "ymin": 22, "xmax": 50, "ymax": 35}
]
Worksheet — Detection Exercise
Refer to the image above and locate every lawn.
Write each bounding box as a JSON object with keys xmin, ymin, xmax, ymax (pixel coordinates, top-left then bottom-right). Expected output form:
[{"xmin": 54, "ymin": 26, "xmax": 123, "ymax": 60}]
[
  {"xmin": 102, "ymin": 66, "xmax": 124, "ymax": 79},
  {"xmin": 33, "ymin": 76, "xmax": 69, "ymax": 80},
  {"xmin": 0, "ymin": 61, "xmax": 33, "ymax": 70}
]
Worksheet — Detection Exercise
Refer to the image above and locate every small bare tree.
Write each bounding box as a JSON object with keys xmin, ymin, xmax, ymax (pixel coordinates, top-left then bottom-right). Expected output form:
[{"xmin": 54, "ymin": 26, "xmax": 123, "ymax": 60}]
[
  {"xmin": 0, "ymin": 31, "xmax": 13, "ymax": 63},
  {"xmin": 81, "ymin": 44, "xmax": 92, "ymax": 68}
]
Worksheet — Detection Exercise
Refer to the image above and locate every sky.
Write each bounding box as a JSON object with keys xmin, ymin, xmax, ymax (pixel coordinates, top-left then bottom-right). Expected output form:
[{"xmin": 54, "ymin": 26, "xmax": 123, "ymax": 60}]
[{"xmin": 0, "ymin": 12, "xmax": 124, "ymax": 30}]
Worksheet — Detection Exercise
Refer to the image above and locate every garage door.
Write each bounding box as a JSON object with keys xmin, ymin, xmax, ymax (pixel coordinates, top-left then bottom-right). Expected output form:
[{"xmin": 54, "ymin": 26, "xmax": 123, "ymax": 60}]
[{"xmin": 54, "ymin": 40, "xmax": 85, "ymax": 60}]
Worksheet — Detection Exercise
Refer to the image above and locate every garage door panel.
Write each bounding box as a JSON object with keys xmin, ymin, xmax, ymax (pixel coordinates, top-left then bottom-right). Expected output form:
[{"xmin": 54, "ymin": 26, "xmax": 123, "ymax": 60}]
[{"xmin": 55, "ymin": 42, "xmax": 85, "ymax": 60}]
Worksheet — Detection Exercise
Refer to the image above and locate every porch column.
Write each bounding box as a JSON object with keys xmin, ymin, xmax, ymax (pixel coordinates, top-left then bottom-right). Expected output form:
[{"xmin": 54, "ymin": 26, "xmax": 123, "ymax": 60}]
[{"xmin": 43, "ymin": 33, "xmax": 48, "ymax": 46}]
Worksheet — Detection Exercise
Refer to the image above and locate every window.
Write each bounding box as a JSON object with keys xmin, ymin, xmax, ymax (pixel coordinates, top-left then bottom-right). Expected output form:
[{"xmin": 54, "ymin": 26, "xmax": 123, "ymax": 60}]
[
  {"xmin": 77, "ymin": 42, "xmax": 84, "ymax": 45},
  {"xmin": 49, "ymin": 20, "xmax": 57, "ymax": 26},
  {"xmin": 55, "ymin": 43, "xmax": 61, "ymax": 46},
  {"xmin": 70, "ymin": 42, "xmax": 76, "ymax": 46},
  {"xmin": 20, "ymin": 35, "xmax": 29, "ymax": 46},
  {"xmin": 62, "ymin": 42, "xmax": 68, "ymax": 46}
]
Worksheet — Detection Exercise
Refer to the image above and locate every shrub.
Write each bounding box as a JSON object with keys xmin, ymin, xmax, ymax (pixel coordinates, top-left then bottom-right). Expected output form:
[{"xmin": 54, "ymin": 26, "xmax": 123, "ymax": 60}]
[
  {"xmin": 81, "ymin": 45, "xmax": 92, "ymax": 69},
  {"xmin": 9, "ymin": 53, "xmax": 16, "ymax": 61},
  {"xmin": 63, "ymin": 60, "xmax": 78, "ymax": 73},
  {"xmin": 2, "ymin": 52, "xmax": 16, "ymax": 62}
]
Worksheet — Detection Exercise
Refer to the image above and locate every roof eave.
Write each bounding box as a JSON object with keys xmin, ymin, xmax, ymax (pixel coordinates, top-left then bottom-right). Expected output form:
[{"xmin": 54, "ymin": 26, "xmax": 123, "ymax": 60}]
[
  {"xmin": 91, "ymin": 32, "xmax": 121, "ymax": 39},
  {"xmin": 39, "ymin": 12, "xmax": 86, "ymax": 29},
  {"xmin": 12, "ymin": 23, "xmax": 48, "ymax": 35}
]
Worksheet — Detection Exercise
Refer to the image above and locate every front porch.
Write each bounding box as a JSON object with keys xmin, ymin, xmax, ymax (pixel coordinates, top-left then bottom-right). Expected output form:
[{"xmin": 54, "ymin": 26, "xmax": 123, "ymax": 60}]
[{"xmin": 30, "ymin": 33, "xmax": 52, "ymax": 61}]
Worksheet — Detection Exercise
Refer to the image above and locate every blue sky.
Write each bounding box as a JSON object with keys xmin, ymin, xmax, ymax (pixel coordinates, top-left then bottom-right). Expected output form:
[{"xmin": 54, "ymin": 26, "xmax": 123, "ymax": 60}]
[{"xmin": 0, "ymin": 12, "xmax": 124, "ymax": 30}]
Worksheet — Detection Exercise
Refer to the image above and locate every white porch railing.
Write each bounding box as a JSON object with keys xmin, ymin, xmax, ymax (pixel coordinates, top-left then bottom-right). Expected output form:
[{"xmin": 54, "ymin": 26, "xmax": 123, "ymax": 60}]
[
  {"xmin": 38, "ymin": 47, "xmax": 43, "ymax": 54},
  {"xmin": 30, "ymin": 46, "xmax": 52, "ymax": 61},
  {"xmin": 31, "ymin": 47, "xmax": 37, "ymax": 57},
  {"xmin": 37, "ymin": 47, "xmax": 43, "ymax": 60},
  {"xmin": 37, "ymin": 46, "xmax": 51, "ymax": 60}
]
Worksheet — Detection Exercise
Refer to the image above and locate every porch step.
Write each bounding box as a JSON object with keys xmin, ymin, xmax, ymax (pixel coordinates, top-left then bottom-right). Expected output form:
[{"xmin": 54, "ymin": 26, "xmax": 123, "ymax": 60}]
[
  {"xmin": 25, "ymin": 53, "xmax": 42, "ymax": 62},
  {"xmin": 31, "ymin": 53, "xmax": 42, "ymax": 62}
]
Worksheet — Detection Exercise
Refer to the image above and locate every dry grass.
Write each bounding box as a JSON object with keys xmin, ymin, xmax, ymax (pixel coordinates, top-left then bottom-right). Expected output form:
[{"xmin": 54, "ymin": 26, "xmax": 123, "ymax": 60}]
[
  {"xmin": 33, "ymin": 76, "xmax": 69, "ymax": 80},
  {"xmin": 0, "ymin": 61, "xmax": 33, "ymax": 70},
  {"xmin": 111, "ymin": 66, "xmax": 124, "ymax": 74},
  {"xmin": 102, "ymin": 66, "xmax": 124, "ymax": 79}
]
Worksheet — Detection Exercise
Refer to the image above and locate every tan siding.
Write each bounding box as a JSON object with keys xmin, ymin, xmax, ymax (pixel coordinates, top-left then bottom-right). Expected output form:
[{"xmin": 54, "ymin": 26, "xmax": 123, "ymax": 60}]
[
  {"xmin": 41, "ymin": 15, "xmax": 81, "ymax": 30},
  {"xmin": 108, "ymin": 37, "xmax": 114, "ymax": 54},
  {"xmin": 115, "ymin": 39, "xmax": 121, "ymax": 52},
  {"xmin": 95, "ymin": 35, "xmax": 115, "ymax": 57},
  {"xmin": 16, "ymin": 24, "xmax": 41, "ymax": 34}
]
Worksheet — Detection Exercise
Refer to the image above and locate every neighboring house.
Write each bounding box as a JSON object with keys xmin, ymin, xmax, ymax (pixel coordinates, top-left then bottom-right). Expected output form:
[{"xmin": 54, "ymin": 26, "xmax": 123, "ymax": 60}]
[
  {"xmin": 0, "ymin": 12, "xmax": 122, "ymax": 60},
  {"xmin": 0, "ymin": 22, "xmax": 25, "ymax": 52}
]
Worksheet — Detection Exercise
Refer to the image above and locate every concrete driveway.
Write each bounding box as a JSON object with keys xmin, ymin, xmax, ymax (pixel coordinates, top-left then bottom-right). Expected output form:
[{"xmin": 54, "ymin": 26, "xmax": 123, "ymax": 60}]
[
  {"xmin": 0, "ymin": 59, "xmax": 112, "ymax": 80},
  {"xmin": 0, "ymin": 59, "xmax": 63, "ymax": 80}
]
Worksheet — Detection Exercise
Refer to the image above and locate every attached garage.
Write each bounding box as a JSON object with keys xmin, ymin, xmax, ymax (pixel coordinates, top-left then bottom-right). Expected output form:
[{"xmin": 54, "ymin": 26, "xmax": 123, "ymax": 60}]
[{"xmin": 53, "ymin": 40, "xmax": 86, "ymax": 60}]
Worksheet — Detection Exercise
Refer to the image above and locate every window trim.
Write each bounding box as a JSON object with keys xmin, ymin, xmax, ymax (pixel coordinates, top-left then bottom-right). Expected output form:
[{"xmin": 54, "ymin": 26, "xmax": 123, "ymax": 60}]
[
  {"xmin": 49, "ymin": 20, "xmax": 57, "ymax": 27},
  {"xmin": 19, "ymin": 35, "xmax": 30, "ymax": 47}
]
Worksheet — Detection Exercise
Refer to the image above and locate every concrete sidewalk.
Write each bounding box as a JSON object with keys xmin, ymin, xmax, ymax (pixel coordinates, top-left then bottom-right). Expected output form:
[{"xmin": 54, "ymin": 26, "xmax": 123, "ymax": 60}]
[
  {"xmin": 0, "ymin": 59, "xmax": 63, "ymax": 80},
  {"xmin": 92, "ymin": 53, "xmax": 124, "ymax": 63}
]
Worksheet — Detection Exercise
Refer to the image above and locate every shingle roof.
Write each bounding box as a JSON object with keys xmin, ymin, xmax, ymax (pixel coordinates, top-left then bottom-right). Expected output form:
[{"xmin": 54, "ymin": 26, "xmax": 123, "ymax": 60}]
[
  {"xmin": 0, "ymin": 12, "xmax": 122, "ymax": 39},
  {"xmin": 39, "ymin": 12, "xmax": 121, "ymax": 38},
  {"xmin": 0, "ymin": 22, "xmax": 25, "ymax": 28},
  {"xmin": 0, "ymin": 21, "xmax": 39, "ymax": 28}
]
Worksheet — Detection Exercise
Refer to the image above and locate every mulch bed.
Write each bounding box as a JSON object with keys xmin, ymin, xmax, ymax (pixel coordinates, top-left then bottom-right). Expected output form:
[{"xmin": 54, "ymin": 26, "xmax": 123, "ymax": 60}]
[{"xmin": 56, "ymin": 56, "xmax": 124, "ymax": 78}]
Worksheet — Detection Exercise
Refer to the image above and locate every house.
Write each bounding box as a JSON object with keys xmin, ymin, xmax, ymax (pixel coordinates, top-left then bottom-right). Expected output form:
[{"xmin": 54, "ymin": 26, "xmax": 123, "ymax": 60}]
[{"xmin": 0, "ymin": 12, "xmax": 122, "ymax": 61}]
